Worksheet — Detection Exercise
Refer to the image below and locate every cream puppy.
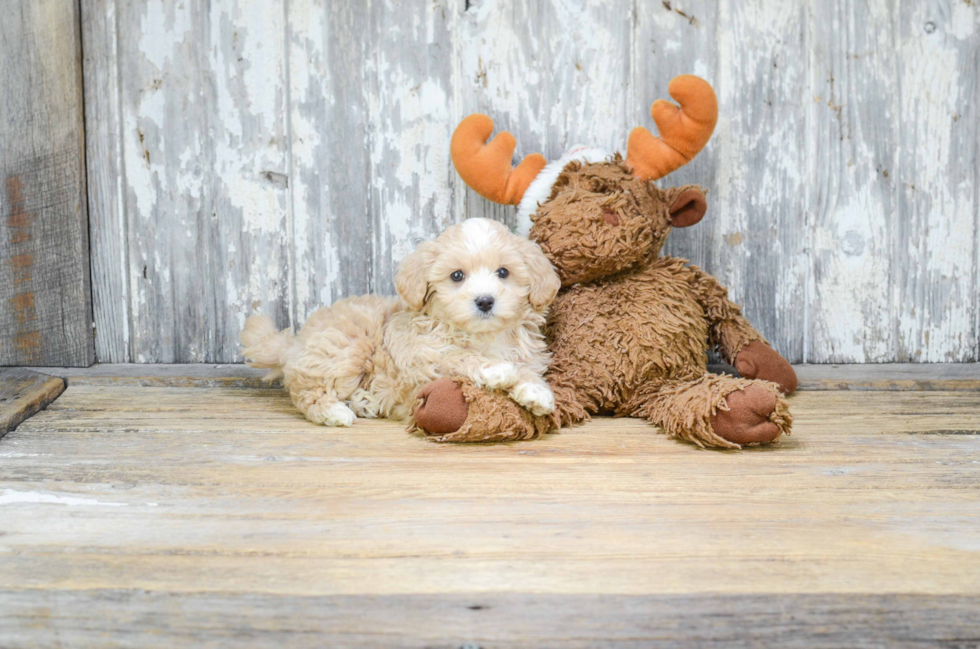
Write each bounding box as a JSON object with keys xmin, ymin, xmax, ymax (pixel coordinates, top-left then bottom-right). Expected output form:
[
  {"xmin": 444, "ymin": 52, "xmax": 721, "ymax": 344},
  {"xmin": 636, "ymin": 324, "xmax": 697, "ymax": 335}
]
[{"xmin": 240, "ymin": 218, "xmax": 561, "ymax": 427}]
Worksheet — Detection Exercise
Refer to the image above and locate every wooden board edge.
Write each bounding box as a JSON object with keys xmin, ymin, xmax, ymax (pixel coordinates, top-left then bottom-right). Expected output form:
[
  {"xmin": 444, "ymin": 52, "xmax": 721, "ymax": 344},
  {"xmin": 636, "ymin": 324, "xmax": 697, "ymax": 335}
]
[
  {"xmin": 1, "ymin": 590, "xmax": 978, "ymax": 647},
  {"xmin": 25, "ymin": 364, "xmax": 276, "ymax": 389},
  {"xmin": 19, "ymin": 363, "xmax": 980, "ymax": 391},
  {"xmin": 0, "ymin": 369, "xmax": 67, "ymax": 437},
  {"xmin": 795, "ymin": 378, "xmax": 980, "ymax": 392}
]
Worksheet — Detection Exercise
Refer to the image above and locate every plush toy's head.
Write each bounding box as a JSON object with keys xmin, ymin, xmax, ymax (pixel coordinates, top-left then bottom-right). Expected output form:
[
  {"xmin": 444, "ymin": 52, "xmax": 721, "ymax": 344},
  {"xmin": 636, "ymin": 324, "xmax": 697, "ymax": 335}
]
[
  {"xmin": 451, "ymin": 75, "xmax": 717, "ymax": 287},
  {"xmin": 528, "ymin": 158, "xmax": 708, "ymax": 286}
]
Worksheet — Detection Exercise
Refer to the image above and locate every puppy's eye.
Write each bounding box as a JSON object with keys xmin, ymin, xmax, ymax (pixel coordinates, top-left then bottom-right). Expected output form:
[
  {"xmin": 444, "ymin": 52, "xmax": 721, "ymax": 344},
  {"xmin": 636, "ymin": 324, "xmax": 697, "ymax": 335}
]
[
  {"xmin": 496, "ymin": 267, "xmax": 509, "ymax": 279},
  {"xmin": 450, "ymin": 270, "xmax": 465, "ymax": 282}
]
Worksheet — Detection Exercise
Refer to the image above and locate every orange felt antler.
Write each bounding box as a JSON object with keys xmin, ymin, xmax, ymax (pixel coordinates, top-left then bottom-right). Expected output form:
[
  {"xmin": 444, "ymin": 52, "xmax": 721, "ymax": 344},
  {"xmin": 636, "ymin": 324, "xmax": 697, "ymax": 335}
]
[
  {"xmin": 451, "ymin": 114, "xmax": 547, "ymax": 205},
  {"xmin": 625, "ymin": 75, "xmax": 718, "ymax": 181}
]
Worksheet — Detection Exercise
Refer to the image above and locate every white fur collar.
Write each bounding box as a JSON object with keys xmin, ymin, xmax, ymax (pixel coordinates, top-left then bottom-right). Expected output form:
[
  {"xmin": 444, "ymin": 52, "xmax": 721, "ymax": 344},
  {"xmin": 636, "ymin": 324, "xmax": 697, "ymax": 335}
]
[{"xmin": 514, "ymin": 146, "xmax": 612, "ymax": 236}]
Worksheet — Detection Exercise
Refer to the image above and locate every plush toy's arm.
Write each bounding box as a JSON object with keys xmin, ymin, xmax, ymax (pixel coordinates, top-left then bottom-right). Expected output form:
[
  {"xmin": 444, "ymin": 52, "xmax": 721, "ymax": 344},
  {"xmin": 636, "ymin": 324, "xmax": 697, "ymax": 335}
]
[
  {"xmin": 685, "ymin": 265, "xmax": 797, "ymax": 394},
  {"xmin": 685, "ymin": 265, "xmax": 764, "ymax": 362},
  {"xmin": 411, "ymin": 378, "xmax": 550, "ymax": 442}
]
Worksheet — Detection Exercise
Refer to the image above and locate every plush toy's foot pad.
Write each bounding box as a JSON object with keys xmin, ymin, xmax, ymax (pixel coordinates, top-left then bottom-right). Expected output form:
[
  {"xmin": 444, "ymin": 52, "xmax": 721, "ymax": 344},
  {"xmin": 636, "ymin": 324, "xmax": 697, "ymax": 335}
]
[
  {"xmin": 735, "ymin": 341, "xmax": 798, "ymax": 395},
  {"xmin": 415, "ymin": 378, "xmax": 469, "ymax": 435},
  {"xmin": 711, "ymin": 385, "xmax": 781, "ymax": 445},
  {"xmin": 412, "ymin": 379, "xmax": 550, "ymax": 443}
]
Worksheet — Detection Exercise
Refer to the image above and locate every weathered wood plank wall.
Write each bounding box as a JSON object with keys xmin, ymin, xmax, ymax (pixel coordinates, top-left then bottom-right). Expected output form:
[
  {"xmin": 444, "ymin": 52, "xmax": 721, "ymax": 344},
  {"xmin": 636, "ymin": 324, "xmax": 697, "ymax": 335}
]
[
  {"xmin": 1, "ymin": 0, "xmax": 94, "ymax": 367},
  {"xmin": 81, "ymin": 0, "xmax": 979, "ymax": 364}
]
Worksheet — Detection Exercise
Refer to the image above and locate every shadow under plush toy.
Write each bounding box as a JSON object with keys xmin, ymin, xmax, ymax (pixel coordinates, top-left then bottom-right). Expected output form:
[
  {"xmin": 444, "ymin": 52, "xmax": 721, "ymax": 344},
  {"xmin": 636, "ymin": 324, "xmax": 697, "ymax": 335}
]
[{"xmin": 413, "ymin": 75, "xmax": 797, "ymax": 448}]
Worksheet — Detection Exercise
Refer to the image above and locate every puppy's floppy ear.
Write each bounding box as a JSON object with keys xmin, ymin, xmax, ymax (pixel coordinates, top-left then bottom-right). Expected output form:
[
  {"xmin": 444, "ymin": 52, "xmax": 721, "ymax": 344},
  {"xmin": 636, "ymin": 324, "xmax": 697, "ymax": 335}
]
[
  {"xmin": 517, "ymin": 237, "xmax": 561, "ymax": 309},
  {"xmin": 395, "ymin": 240, "xmax": 437, "ymax": 311}
]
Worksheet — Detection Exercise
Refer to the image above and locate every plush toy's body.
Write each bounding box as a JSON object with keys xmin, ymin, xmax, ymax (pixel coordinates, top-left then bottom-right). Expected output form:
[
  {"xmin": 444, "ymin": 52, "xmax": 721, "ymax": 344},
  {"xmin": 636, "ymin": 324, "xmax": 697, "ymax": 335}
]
[
  {"xmin": 546, "ymin": 255, "xmax": 792, "ymax": 447},
  {"xmin": 413, "ymin": 76, "xmax": 797, "ymax": 448}
]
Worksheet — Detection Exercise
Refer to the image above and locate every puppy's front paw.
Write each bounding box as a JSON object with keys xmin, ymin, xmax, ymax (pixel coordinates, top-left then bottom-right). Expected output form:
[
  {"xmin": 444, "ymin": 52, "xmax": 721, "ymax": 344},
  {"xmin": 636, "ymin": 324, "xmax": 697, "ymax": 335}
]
[
  {"xmin": 510, "ymin": 381, "xmax": 555, "ymax": 416},
  {"xmin": 477, "ymin": 362, "xmax": 519, "ymax": 390},
  {"xmin": 307, "ymin": 401, "xmax": 357, "ymax": 427}
]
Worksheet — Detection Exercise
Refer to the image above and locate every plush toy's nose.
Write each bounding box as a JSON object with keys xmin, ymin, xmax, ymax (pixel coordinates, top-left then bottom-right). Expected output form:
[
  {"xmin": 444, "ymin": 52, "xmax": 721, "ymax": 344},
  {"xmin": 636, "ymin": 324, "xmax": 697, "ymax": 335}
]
[{"xmin": 475, "ymin": 295, "xmax": 495, "ymax": 313}]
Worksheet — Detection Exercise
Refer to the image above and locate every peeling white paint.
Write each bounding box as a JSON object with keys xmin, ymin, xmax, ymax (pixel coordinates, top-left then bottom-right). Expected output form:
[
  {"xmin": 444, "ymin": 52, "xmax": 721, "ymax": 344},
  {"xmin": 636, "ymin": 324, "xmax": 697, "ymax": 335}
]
[
  {"xmin": 288, "ymin": 0, "xmax": 341, "ymax": 320},
  {"xmin": 210, "ymin": 1, "xmax": 286, "ymax": 236},
  {"xmin": 805, "ymin": 0, "xmax": 898, "ymax": 363},
  {"xmin": 895, "ymin": 1, "xmax": 978, "ymax": 361},
  {"xmin": 86, "ymin": 0, "xmax": 979, "ymax": 364},
  {"xmin": 140, "ymin": 0, "xmax": 192, "ymax": 70},
  {"xmin": 370, "ymin": 67, "xmax": 453, "ymax": 265}
]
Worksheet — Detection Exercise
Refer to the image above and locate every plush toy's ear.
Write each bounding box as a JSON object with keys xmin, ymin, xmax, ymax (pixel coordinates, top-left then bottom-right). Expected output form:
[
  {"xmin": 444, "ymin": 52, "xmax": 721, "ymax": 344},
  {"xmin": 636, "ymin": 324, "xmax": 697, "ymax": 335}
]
[
  {"xmin": 395, "ymin": 241, "xmax": 437, "ymax": 311},
  {"xmin": 668, "ymin": 186, "xmax": 707, "ymax": 228},
  {"xmin": 518, "ymin": 237, "xmax": 561, "ymax": 309}
]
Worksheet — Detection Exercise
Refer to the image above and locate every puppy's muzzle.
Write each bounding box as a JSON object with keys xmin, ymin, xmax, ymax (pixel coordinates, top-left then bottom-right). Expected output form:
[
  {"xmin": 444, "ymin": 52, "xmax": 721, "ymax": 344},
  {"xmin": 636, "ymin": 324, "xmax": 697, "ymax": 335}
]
[{"xmin": 475, "ymin": 295, "xmax": 495, "ymax": 314}]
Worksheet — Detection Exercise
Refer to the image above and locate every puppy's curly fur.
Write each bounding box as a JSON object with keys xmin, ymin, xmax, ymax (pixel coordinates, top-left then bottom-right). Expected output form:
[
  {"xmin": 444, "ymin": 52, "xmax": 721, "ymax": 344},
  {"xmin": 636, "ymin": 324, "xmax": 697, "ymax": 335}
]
[{"xmin": 240, "ymin": 218, "xmax": 560, "ymax": 427}]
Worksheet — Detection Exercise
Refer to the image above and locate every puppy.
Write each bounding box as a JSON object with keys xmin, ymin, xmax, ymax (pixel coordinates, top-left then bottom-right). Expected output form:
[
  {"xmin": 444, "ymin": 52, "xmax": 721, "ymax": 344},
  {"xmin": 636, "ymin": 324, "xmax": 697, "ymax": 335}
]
[{"xmin": 240, "ymin": 218, "xmax": 561, "ymax": 427}]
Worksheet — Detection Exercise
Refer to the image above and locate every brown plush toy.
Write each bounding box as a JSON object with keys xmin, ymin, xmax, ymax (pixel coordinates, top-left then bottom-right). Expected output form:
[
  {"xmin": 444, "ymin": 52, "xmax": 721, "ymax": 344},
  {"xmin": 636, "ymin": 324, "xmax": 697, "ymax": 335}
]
[{"xmin": 413, "ymin": 75, "xmax": 797, "ymax": 448}]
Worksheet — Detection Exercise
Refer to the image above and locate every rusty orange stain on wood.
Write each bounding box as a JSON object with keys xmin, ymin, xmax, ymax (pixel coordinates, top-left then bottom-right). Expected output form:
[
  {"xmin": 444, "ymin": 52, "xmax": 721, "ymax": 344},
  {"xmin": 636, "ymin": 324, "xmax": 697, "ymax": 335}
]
[
  {"xmin": 9, "ymin": 253, "xmax": 32, "ymax": 267},
  {"xmin": 5, "ymin": 175, "xmax": 23, "ymax": 202},
  {"xmin": 14, "ymin": 332, "xmax": 42, "ymax": 357},
  {"xmin": 5, "ymin": 174, "xmax": 41, "ymax": 362},
  {"xmin": 10, "ymin": 293, "xmax": 37, "ymax": 324},
  {"xmin": 9, "ymin": 253, "xmax": 33, "ymax": 284},
  {"xmin": 5, "ymin": 176, "xmax": 30, "ymax": 229},
  {"xmin": 6, "ymin": 211, "xmax": 29, "ymax": 228},
  {"xmin": 5, "ymin": 176, "xmax": 31, "ymax": 240}
]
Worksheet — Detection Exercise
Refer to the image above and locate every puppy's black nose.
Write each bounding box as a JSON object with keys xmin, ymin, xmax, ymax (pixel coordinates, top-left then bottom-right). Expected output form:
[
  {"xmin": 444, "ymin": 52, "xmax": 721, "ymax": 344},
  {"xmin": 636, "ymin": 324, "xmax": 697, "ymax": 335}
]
[{"xmin": 475, "ymin": 295, "xmax": 495, "ymax": 313}]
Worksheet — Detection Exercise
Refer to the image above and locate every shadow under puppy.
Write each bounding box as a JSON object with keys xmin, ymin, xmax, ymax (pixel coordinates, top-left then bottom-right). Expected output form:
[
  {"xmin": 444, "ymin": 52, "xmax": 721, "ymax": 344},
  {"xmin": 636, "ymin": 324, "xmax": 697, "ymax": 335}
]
[{"xmin": 240, "ymin": 218, "xmax": 560, "ymax": 431}]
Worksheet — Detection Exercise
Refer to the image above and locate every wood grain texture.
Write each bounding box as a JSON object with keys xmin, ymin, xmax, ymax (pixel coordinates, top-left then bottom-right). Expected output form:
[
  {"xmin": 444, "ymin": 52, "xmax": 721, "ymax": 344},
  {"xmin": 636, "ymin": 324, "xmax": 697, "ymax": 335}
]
[
  {"xmin": 27, "ymin": 363, "xmax": 271, "ymax": 388},
  {"xmin": 23, "ymin": 362, "xmax": 980, "ymax": 390},
  {"xmin": 81, "ymin": 0, "xmax": 980, "ymax": 363},
  {"xmin": 288, "ymin": 0, "xmax": 457, "ymax": 318},
  {"xmin": 86, "ymin": 0, "xmax": 291, "ymax": 363},
  {"xmin": 807, "ymin": 0, "xmax": 898, "ymax": 363},
  {"xmin": 714, "ymin": 0, "xmax": 808, "ymax": 364},
  {"xmin": 633, "ymin": 0, "xmax": 808, "ymax": 363},
  {"xmin": 1, "ymin": 384, "xmax": 979, "ymax": 644},
  {"xmin": 0, "ymin": 369, "xmax": 65, "ymax": 437},
  {"xmin": 894, "ymin": 1, "xmax": 979, "ymax": 362},
  {"xmin": 2, "ymin": 592, "xmax": 979, "ymax": 648},
  {"xmin": 634, "ymin": 0, "xmax": 718, "ymax": 269},
  {"xmin": 363, "ymin": 0, "xmax": 457, "ymax": 298},
  {"xmin": 80, "ymin": 0, "xmax": 130, "ymax": 363},
  {"xmin": 792, "ymin": 362, "xmax": 980, "ymax": 391},
  {"xmin": 456, "ymin": 0, "xmax": 633, "ymax": 230},
  {"xmin": 0, "ymin": 0, "xmax": 94, "ymax": 367},
  {"xmin": 287, "ymin": 0, "xmax": 373, "ymax": 319}
]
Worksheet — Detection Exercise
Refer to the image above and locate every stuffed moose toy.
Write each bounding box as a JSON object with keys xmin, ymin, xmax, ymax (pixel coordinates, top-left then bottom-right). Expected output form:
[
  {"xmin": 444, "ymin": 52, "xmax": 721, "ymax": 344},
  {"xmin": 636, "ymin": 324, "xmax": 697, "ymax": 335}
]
[{"xmin": 413, "ymin": 75, "xmax": 797, "ymax": 448}]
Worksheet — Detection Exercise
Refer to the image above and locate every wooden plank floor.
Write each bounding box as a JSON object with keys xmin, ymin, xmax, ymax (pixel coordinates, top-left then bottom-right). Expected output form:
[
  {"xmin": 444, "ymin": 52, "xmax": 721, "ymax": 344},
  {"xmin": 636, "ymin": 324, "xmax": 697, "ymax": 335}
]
[{"xmin": 1, "ymin": 375, "xmax": 979, "ymax": 646}]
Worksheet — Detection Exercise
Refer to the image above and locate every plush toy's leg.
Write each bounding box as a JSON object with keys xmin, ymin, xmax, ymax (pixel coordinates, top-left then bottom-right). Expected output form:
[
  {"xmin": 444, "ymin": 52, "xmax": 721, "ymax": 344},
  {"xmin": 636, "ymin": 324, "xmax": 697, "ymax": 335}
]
[
  {"xmin": 687, "ymin": 266, "xmax": 797, "ymax": 394},
  {"xmin": 626, "ymin": 373, "xmax": 792, "ymax": 449},
  {"xmin": 411, "ymin": 379, "xmax": 589, "ymax": 442}
]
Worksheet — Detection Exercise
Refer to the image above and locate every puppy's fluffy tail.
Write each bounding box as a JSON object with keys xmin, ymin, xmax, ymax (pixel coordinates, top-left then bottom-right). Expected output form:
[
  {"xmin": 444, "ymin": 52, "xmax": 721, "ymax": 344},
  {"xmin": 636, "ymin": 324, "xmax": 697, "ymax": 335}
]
[{"xmin": 240, "ymin": 314, "xmax": 296, "ymax": 381}]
